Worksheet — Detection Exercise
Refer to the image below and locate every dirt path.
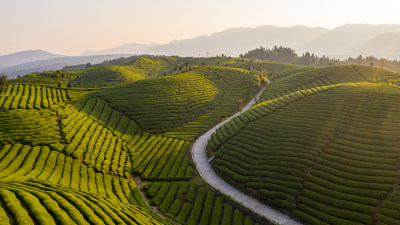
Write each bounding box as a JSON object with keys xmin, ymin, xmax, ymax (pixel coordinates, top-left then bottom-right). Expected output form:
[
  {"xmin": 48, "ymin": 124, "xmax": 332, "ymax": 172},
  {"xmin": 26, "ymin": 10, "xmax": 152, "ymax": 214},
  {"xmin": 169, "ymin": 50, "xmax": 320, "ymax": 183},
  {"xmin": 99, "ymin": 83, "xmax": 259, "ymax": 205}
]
[{"xmin": 191, "ymin": 85, "xmax": 302, "ymax": 225}]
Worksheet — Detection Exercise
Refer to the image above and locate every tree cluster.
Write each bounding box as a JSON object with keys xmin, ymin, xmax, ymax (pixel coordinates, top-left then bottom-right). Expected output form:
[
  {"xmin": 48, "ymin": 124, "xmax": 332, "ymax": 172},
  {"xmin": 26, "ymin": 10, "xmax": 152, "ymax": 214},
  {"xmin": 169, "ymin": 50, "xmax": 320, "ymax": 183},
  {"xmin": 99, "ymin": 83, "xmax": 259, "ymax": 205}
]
[{"xmin": 240, "ymin": 46, "xmax": 400, "ymax": 69}]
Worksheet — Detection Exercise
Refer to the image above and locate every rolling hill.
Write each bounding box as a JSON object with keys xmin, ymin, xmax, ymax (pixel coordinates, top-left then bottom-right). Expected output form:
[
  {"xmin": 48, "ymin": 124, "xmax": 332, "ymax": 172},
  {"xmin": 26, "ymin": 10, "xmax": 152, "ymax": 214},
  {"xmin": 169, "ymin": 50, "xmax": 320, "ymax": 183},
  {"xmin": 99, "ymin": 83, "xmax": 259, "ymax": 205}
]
[
  {"xmin": 93, "ymin": 65, "xmax": 263, "ymax": 140},
  {"xmin": 70, "ymin": 65, "xmax": 144, "ymax": 88},
  {"xmin": 209, "ymin": 64, "xmax": 400, "ymax": 224},
  {"xmin": 0, "ymin": 58, "xmax": 302, "ymax": 225},
  {"xmin": 3, "ymin": 57, "xmax": 398, "ymax": 225}
]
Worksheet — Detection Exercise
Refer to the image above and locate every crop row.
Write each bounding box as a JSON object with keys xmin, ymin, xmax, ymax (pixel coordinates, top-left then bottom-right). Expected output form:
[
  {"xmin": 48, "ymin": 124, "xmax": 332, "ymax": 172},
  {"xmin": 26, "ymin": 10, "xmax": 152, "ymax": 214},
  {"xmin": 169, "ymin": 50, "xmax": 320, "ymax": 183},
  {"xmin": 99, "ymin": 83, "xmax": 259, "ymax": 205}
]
[
  {"xmin": 165, "ymin": 84, "xmax": 256, "ymax": 140},
  {"xmin": 61, "ymin": 98, "xmax": 192, "ymax": 180},
  {"xmin": 61, "ymin": 103, "xmax": 131, "ymax": 176},
  {"xmin": 375, "ymin": 191, "xmax": 400, "ymax": 224},
  {"xmin": 260, "ymin": 65, "xmax": 366, "ymax": 101},
  {"xmin": 354, "ymin": 64, "xmax": 400, "ymax": 85},
  {"xmin": 145, "ymin": 181, "xmax": 260, "ymax": 225},
  {"xmin": 212, "ymin": 83, "xmax": 400, "ymax": 224},
  {"xmin": 0, "ymin": 180, "xmax": 165, "ymax": 225},
  {"xmin": 270, "ymin": 67, "xmax": 313, "ymax": 80},
  {"xmin": 209, "ymin": 83, "xmax": 346, "ymax": 152},
  {"xmin": 94, "ymin": 66, "xmax": 256, "ymax": 137},
  {"xmin": 0, "ymin": 144, "xmax": 149, "ymax": 208},
  {"xmin": 129, "ymin": 135, "xmax": 192, "ymax": 180},
  {"xmin": 0, "ymin": 84, "xmax": 68, "ymax": 109},
  {"xmin": 0, "ymin": 109, "xmax": 61, "ymax": 147}
]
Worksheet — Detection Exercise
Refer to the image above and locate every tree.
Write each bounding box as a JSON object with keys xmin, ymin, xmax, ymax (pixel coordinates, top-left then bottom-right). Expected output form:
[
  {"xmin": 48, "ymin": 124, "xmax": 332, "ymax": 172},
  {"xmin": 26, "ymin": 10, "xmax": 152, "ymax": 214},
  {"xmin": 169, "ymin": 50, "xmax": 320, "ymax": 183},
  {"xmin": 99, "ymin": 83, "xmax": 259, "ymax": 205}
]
[
  {"xmin": 0, "ymin": 74, "xmax": 7, "ymax": 94},
  {"xmin": 249, "ymin": 73, "xmax": 261, "ymax": 88},
  {"xmin": 67, "ymin": 83, "xmax": 72, "ymax": 89},
  {"xmin": 57, "ymin": 82, "xmax": 62, "ymax": 88}
]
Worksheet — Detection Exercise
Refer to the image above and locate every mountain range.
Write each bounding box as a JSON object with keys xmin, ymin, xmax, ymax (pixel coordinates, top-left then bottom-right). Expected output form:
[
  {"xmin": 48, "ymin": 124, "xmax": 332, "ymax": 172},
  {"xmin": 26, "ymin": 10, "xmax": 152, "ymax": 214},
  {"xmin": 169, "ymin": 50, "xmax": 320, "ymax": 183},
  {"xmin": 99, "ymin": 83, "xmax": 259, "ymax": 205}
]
[
  {"xmin": 2, "ymin": 24, "xmax": 400, "ymax": 77},
  {"xmin": 82, "ymin": 24, "xmax": 400, "ymax": 58}
]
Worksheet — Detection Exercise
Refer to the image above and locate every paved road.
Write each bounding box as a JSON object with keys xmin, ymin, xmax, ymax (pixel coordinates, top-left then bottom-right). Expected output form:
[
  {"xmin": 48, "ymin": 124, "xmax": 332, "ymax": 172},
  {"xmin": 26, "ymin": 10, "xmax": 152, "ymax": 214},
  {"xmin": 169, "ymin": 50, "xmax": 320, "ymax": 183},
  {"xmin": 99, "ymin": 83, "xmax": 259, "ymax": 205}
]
[{"xmin": 191, "ymin": 86, "xmax": 301, "ymax": 225}]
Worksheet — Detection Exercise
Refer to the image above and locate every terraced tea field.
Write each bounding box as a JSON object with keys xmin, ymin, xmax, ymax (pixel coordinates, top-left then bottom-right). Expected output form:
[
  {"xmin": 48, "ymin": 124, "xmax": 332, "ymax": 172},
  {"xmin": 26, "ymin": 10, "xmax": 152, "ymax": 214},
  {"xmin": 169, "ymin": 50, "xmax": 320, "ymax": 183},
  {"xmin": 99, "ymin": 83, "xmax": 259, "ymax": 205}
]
[
  {"xmin": 144, "ymin": 181, "xmax": 260, "ymax": 225},
  {"xmin": 70, "ymin": 65, "xmax": 144, "ymax": 88},
  {"xmin": 4, "ymin": 58, "xmax": 396, "ymax": 225},
  {"xmin": 94, "ymin": 66, "xmax": 260, "ymax": 140},
  {"xmin": 0, "ymin": 59, "xmax": 278, "ymax": 225},
  {"xmin": 210, "ymin": 65, "xmax": 400, "ymax": 224}
]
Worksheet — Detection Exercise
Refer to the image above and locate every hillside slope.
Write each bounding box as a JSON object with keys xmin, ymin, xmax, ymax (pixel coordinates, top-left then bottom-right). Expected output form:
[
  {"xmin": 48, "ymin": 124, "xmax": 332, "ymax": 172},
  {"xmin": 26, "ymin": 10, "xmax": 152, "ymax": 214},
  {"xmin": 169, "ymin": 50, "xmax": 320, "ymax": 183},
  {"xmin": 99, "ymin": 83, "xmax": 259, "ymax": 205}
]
[
  {"xmin": 0, "ymin": 85, "xmax": 170, "ymax": 224},
  {"xmin": 94, "ymin": 66, "xmax": 262, "ymax": 140},
  {"xmin": 0, "ymin": 59, "xmax": 298, "ymax": 224},
  {"xmin": 71, "ymin": 65, "xmax": 144, "ymax": 88},
  {"xmin": 209, "ymin": 65, "xmax": 400, "ymax": 225}
]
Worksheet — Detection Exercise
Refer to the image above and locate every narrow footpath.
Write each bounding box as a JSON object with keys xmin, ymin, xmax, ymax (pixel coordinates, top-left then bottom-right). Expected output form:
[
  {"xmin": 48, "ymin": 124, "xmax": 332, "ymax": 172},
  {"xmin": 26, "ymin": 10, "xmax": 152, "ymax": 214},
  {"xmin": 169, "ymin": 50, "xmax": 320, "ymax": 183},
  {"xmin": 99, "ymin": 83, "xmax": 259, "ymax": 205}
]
[{"xmin": 191, "ymin": 84, "xmax": 302, "ymax": 225}]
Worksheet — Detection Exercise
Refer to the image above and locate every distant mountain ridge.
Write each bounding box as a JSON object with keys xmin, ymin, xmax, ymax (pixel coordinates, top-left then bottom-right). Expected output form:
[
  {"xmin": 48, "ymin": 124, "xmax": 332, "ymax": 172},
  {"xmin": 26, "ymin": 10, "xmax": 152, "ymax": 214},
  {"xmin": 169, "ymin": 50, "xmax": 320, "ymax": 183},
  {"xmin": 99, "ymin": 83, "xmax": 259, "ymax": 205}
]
[
  {"xmin": 82, "ymin": 43, "xmax": 158, "ymax": 56},
  {"xmin": 147, "ymin": 25, "xmax": 330, "ymax": 56},
  {"xmin": 360, "ymin": 32, "xmax": 400, "ymax": 57},
  {"xmin": 302, "ymin": 24, "xmax": 400, "ymax": 57},
  {"xmin": 3, "ymin": 24, "xmax": 400, "ymax": 76},
  {"xmin": 1, "ymin": 54, "xmax": 134, "ymax": 77},
  {"xmin": 0, "ymin": 50, "xmax": 62, "ymax": 68},
  {"xmin": 75, "ymin": 24, "xmax": 400, "ymax": 58}
]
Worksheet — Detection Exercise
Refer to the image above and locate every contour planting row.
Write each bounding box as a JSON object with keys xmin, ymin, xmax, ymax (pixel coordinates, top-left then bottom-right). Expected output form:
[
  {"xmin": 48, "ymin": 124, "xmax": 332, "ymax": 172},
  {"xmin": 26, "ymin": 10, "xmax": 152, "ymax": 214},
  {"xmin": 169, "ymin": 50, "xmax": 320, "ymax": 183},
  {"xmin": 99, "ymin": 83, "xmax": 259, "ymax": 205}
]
[
  {"xmin": 292, "ymin": 85, "xmax": 400, "ymax": 225},
  {"xmin": 71, "ymin": 65, "xmax": 144, "ymax": 88},
  {"xmin": 94, "ymin": 66, "xmax": 255, "ymax": 135},
  {"xmin": 354, "ymin": 65, "xmax": 400, "ymax": 85},
  {"xmin": 212, "ymin": 83, "xmax": 400, "ymax": 225},
  {"xmin": 0, "ymin": 144, "xmax": 149, "ymax": 209},
  {"xmin": 61, "ymin": 101, "xmax": 132, "ymax": 176},
  {"xmin": 164, "ymin": 82, "xmax": 258, "ymax": 141},
  {"xmin": 0, "ymin": 84, "xmax": 68, "ymax": 109},
  {"xmin": 62, "ymin": 98, "xmax": 192, "ymax": 180},
  {"xmin": 208, "ymin": 83, "xmax": 348, "ymax": 152},
  {"xmin": 260, "ymin": 65, "xmax": 366, "ymax": 101},
  {"xmin": 145, "ymin": 181, "xmax": 261, "ymax": 225},
  {"xmin": 0, "ymin": 109, "xmax": 61, "ymax": 147},
  {"xmin": 0, "ymin": 180, "xmax": 166, "ymax": 225},
  {"xmin": 270, "ymin": 67, "xmax": 313, "ymax": 80},
  {"xmin": 375, "ymin": 191, "xmax": 400, "ymax": 225}
]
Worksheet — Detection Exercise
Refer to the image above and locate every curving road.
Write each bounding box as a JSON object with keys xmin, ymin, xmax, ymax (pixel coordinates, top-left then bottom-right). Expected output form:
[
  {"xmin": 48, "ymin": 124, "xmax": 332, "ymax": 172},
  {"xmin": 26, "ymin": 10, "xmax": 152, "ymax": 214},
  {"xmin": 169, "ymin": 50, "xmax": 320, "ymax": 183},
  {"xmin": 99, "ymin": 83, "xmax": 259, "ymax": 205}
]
[{"xmin": 191, "ymin": 85, "xmax": 301, "ymax": 225}]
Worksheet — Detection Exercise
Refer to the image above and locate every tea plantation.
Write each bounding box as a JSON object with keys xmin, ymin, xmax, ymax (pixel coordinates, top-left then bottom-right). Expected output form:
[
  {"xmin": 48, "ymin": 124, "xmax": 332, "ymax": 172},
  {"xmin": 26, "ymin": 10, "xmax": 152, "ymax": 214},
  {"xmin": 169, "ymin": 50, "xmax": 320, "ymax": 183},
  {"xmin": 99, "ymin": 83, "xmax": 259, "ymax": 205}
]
[
  {"xmin": 210, "ymin": 65, "xmax": 400, "ymax": 224},
  {"xmin": 94, "ymin": 66, "xmax": 261, "ymax": 140},
  {"xmin": 3, "ymin": 56, "xmax": 395, "ymax": 225},
  {"xmin": 0, "ymin": 58, "xmax": 284, "ymax": 225}
]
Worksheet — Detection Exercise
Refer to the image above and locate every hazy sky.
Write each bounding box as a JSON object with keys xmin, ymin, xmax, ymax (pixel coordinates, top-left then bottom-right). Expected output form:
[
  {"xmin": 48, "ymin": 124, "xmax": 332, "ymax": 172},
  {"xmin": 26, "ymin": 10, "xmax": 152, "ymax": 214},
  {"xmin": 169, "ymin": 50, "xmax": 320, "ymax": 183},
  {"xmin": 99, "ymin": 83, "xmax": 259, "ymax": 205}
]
[{"xmin": 1, "ymin": 0, "xmax": 399, "ymax": 55}]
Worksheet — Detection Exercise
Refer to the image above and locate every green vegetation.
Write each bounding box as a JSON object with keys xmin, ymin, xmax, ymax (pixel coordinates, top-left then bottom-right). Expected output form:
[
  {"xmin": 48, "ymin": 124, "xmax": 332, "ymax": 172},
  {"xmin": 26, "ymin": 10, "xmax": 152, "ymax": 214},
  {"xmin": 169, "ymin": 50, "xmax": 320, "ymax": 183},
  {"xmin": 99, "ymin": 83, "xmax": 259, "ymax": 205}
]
[
  {"xmin": 0, "ymin": 57, "xmax": 286, "ymax": 224},
  {"xmin": 0, "ymin": 180, "xmax": 166, "ymax": 225},
  {"xmin": 210, "ymin": 64, "xmax": 400, "ymax": 224},
  {"xmin": 0, "ymin": 84, "xmax": 69, "ymax": 109},
  {"xmin": 145, "ymin": 182, "xmax": 259, "ymax": 225},
  {"xmin": 0, "ymin": 109, "xmax": 60, "ymax": 146},
  {"xmin": 70, "ymin": 65, "xmax": 144, "ymax": 88},
  {"xmin": 59, "ymin": 98, "xmax": 192, "ymax": 179},
  {"xmin": 94, "ymin": 66, "xmax": 261, "ymax": 140}
]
